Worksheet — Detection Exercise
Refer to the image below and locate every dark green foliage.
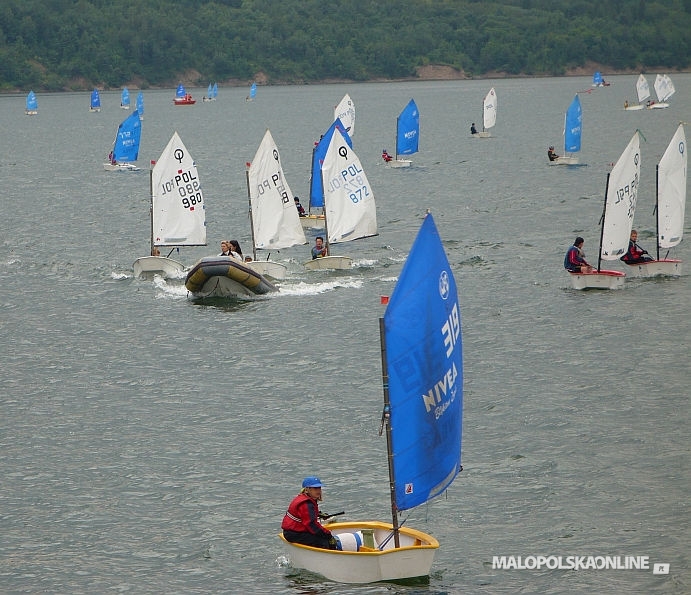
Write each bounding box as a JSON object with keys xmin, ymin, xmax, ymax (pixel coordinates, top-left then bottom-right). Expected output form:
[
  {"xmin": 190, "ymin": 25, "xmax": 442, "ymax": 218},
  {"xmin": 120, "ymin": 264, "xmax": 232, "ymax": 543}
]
[{"xmin": 0, "ymin": 0, "xmax": 689, "ymax": 90}]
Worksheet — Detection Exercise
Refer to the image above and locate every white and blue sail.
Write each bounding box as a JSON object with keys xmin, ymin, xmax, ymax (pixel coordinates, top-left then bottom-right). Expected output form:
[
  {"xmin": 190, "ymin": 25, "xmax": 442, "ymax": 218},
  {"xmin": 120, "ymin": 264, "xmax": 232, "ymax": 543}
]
[
  {"xmin": 382, "ymin": 212, "xmax": 463, "ymax": 512},
  {"xmin": 112, "ymin": 110, "xmax": 142, "ymax": 164},
  {"xmin": 592, "ymin": 71, "xmax": 604, "ymax": 86},
  {"xmin": 120, "ymin": 87, "xmax": 130, "ymax": 109},
  {"xmin": 563, "ymin": 95, "xmax": 582, "ymax": 155},
  {"xmin": 334, "ymin": 94, "xmax": 355, "ymax": 137},
  {"xmin": 90, "ymin": 88, "xmax": 101, "ymax": 111},
  {"xmin": 136, "ymin": 91, "xmax": 144, "ymax": 118},
  {"xmin": 249, "ymin": 82, "xmax": 257, "ymax": 100},
  {"xmin": 25, "ymin": 90, "xmax": 38, "ymax": 114},
  {"xmin": 176, "ymin": 83, "xmax": 186, "ymax": 99},
  {"xmin": 396, "ymin": 99, "xmax": 420, "ymax": 159},
  {"xmin": 308, "ymin": 118, "xmax": 352, "ymax": 210}
]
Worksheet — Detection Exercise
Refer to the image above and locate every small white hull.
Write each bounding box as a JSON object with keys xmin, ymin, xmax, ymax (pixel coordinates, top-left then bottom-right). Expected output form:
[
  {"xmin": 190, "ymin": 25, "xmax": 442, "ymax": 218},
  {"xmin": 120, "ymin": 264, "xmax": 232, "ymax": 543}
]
[
  {"xmin": 120, "ymin": 105, "xmax": 130, "ymax": 110},
  {"xmin": 246, "ymin": 259, "xmax": 287, "ymax": 280},
  {"xmin": 90, "ymin": 107, "xmax": 101, "ymax": 113},
  {"xmin": 568, "ymin": 269, "xmax": 625, "ymax": 290},
  {"xmin": 388, "ymin": 159, "xmax": 411, "ymax": 168},
  {"xmin": 303, "ymin": 255, "xmax": 353, "ymax": 271},
  {"xmin": 103, "ymin": 162, "xmax": 139, "ymax": 172},
  {"xmin": 552, "ymin": 155, "xmax": 579, "ymax": 166},
  {"xmin": 25, "ymin": 110, "xmax": 38, "ymax": 116},
  {"xmin": 624, "ymin": 259, "xmax": 681, "ymax": 278},
  {"xmin": 474, "ymin": 131, "xmax": 491, "ymax": 138},
  {"xmin": 648, "ymin": 102, "xmax": 669, "ymax": 109},
  {"xmin": 624, "ymin": 105, "xmax": 644, "ymax": 111},
  {"xmin": 299, "ymin": 215, "xmax": 325, "ymax": 230},
  {"xmin": 280, "ymin": 521, "xmax": 438, "ymax": 584},
  {"xmin": 133, "ymin": 256, "xmax": 186, "ymax": 279}
]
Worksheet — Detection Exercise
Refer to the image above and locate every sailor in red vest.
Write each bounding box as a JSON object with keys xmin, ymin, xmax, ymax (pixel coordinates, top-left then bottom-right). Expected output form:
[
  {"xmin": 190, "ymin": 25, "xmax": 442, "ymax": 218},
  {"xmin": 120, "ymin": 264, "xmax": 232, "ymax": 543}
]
[{"xmin": 281, "ymin": 476, "xmax": 338, "ymax": 549}]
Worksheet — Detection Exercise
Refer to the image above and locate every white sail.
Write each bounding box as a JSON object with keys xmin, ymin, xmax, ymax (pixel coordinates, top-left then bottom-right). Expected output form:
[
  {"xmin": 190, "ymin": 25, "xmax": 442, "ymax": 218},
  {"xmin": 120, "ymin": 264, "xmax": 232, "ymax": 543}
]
[
  {"xmin": 248, "ymin": 130, "xmax": 306, "ymax": 250},
  {"xmin": 654, "ymin": 74, "xmax": 675, "ymax": 102},
  {"xmin": 636, "ymin": 74, "xmax": 650, "ymax": 104},
  {"xmin": 658, "ymin": 124, "xmax": 687, "ymax": 249},
  {"xmin": 321, "ymin": 127, "xmax": 377, "ymax": 244},
  {"xmin": 601, "ymin": 132, "xmax": 641, "ymax": 260},
  {"xmin": 483, "ymin": 87, "xmax": 497, "ymax": 130},
  {"xmin": 334, "ymin": 94, "xmax": 355, "ymax": 137},
  {"xmin": 152, "ymin": 132, "xmax": 206, "ymax": 247}
]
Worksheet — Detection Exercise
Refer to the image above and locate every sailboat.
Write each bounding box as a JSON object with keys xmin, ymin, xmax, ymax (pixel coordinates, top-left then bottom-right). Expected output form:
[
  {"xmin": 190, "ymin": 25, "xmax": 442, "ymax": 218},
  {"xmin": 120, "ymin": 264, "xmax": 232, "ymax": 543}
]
[
  {"xmin": 281, "ymin": 213, "xmax": 463, "ymax": 583},
  {"xmin": 173, "ymin": 83, "xmax": 195, "ymax": 105},
  {"xmin": 551, "ymin": 95, "xmax": 582, "ymax": 165},
  {"xmin": 89, "ymin": 88, "xmax": 101, "ymax": 112},
  {"xmin": 246, "ymin": 82, "xmax": 257, "ymax": 102},
  {"xmin": 136, "ymin": 91, "xmax": 144, "ymax": 119},
  {"xmin": 473, "ymin": 87, "xmax": 497, "ymax": 138},
  {"xmin": 624, "ymin": 124, "xmax": 686, "ymax": 278},
  {"xmin": 25, "ymin": 90, "xmax": 38, "ymax": 115},
  {"xmin": 387, "ymin": 98, "xmax": 419, "ymax": 168},
  {"xmin": 625, "ymin": 74, "xmax": 649, "ymax": 111},
  {"xmin": 203, "ymin": 82, "xmax": 218, "ymax": 102},
  {"xmin": 568, "ymin": 131, "xmax": 641, "ymax": 290},
  {"xmin": 133, "ymin": 132, "xmax": 205, "ymax": 278},
  {"xmin": 650, "ymin": 74, "xmax": 675, "ymax": 109},
  {"xmin": 592, "ymin": 71, "xmax": 609, "ymax": 87},
  {"xmin": 244, "ymin": 129, "xmax": 307, "ymax": 280},
  {"xmin": 303, "ymin": 118, "xmax": 353, "ymax": 230},
  {"xmin": 103, "ymin": 110, "xmax": 142, "ymax": 172},
  {"xmin": 334, "ymin": 94, "xmax": 355, "ymax": 137},
  {"xmin": 120, "ymin": 87, "xmax": 130, "ymax": 109},
  {"xmin": 303, "ymin": 126, "xmax": 376, "ymax": 270}
]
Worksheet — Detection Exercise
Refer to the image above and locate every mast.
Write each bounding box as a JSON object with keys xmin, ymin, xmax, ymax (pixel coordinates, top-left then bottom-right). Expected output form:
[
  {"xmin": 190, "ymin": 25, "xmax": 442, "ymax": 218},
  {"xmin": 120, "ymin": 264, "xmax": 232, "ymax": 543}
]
[
  {"xmin": 319, "ymin": 161, "xmax": 330, "ymax": 256},
  {"xmin": 597, "ymin": 173, "xmax": 611, "ymax": 272},
  {"xmin": 149, "ymin": 164, "xmax": 155, "ymax": 256},
  {"xmin": 245, "ymin": 168, "xmax": 258, "ymax": 261},
  {"xmin": 655, "ymin": 164, "xmax": 661, "ymax": 261},
  {"xmin": 395, "ymin": 115, "xmax": 400, "ymax": 160},
  {"xmin": 378, "ymin": 317, "xmax": 400, "ymax": 548}
]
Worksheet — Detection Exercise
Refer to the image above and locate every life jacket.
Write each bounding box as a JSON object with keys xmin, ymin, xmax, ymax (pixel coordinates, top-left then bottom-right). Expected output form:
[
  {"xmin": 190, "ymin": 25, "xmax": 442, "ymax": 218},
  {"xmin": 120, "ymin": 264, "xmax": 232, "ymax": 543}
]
[{"xmin": 281, "ymin": 493, "xmax": 319, "ymax": 533}]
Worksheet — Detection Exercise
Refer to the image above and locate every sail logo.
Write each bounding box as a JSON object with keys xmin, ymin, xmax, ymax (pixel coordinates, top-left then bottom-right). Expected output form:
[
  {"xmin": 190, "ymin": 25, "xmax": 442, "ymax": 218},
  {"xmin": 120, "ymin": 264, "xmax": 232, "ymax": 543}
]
[
  {"xmin": 439, "ymin": 270, "xmax": 450, "ymax": 300},
  {"xmin": 421, "ymin": 363, "xmax": 459, "ymax": 418},
  {"xmin": 404, "ymin": 130, "xmax": 417, "ymax": 140},
  {"xmin": 442, "ymin": 302, "xmax": 460, "ymax": 357}
]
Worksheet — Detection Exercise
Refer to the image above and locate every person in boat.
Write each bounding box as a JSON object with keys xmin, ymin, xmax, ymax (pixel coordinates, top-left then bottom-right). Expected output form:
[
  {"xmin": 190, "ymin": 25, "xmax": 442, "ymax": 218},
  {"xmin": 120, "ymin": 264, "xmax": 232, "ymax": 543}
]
[
  {"xmin": 151, "ymin": 247, "xmax": 161, "ymax": 257},
  {"xmin": 621, "ymin": 230, "xmax": 653, "ymax": 264},
  {"xmin": 470, "ymin": 123, "xmax": 478, "ymax": 135},
  {"xmin": 228, "ymin": 240, "xmax": 244, "ymax": 261},
  {"xmin": 281, "ymin": 476, "xmax": 338, "ymax": 550},
  {"xmin": 108, "ymin": 150, "xmax": 116, "ymax": 165},
  {"xmin": 218, "ymin": 240, "xmax": 231, "ymax": 256},
  {"xmin": 312, "ymin": 236, "xmax": 327, "ymax": 259},
  {"xmin": 381, "ymin": 149, "xmax": 392, "ymax": 163},
  {"xmin": 624, "ymin": 100, "xmax": 629, "ymax": 109},
  {"xmin": 294, "ymin": 196, "xmax": 306, "ymax": 217},
  {"xmin": 547, "ymin": 146, "xmax": 560, "ymax": 161},
  {"xmin": 564, "ymin": 237, "xmax": 592, "ymax": 273}
]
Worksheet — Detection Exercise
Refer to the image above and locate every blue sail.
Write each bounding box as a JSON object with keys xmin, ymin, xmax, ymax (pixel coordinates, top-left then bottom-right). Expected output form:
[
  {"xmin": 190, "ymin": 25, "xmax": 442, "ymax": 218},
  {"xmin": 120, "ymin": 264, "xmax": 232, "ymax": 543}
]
[
  {"xmin": 136, "ymin": 91, "xmax": 144, "ymax": 117},
  {"xmin": 121, "ymin": 87, "xmax": 130, "ymax": 107},
  {"xmin": 250, "ymin": 82, "xmax": 257, "ymax": 100},
  {"xmin": 207, "ymin": 83, "xmax": 213, "ymax": 98},
  {"xmin": 308, "ymin": 118, "xmax": 352, "ymax": 209},
  {"xmin": 593, "ymin": 71, "xmax": 603, "ymax": 85},
  {"xmin": 90, "ymin": 89, "xmax": 101, "ymax": 109},
  {"xmin": 113, "ymin": 110, "xmax": 142, "ymax": 163},
  {"xmin": 564, "ymin": 95, "xmax": 582, "ymax": 154},
  {"xmin": 383, "ymin": 213, "xmax": 463, "ymax": 511},
  {"xmin": 396, "ymin": 98, "xmax": 420, "ymax": 157},
  {"xmin": 26, "ymin": 91, "xmax": 38, "ymax": 111},
  {"xmin": 176, "ymin": 83, "xmax": 186, "ymax": 98},
  {"xmin": 212, "ymin": 83, "xmax": 218, "ymax": 99}
]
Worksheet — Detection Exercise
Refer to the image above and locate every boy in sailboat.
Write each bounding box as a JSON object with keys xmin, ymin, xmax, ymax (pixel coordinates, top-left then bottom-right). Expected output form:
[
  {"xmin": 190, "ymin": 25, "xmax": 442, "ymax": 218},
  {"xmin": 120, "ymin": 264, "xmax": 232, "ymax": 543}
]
[
  {"xmin": 564, "ymin": 237, "xmax": 592, "ymax": 273},
  {"xmin": 294, "ymin": 197, "xmax": 306, "ymax": 216},
  {"xmin": 281, "ymin": 477, "xmax": 339, "ymax": 550},
  {"xmin": 547, "ymin": 146, "xmax": 559, "ymax": 161},
  {"xmin": 311, "ymin": 237, "xmax": 327, "ymax": 259},
  {"xmin": 470, "ymin": 123, "xmax": 478, "ymax": 135},
  {"xmin": 381, "ymin": 149, "xmax": 392, "ymax": 162},
  {"xmin": 621, "ymin": 230, "xmax": 653, "ymax": 264}
]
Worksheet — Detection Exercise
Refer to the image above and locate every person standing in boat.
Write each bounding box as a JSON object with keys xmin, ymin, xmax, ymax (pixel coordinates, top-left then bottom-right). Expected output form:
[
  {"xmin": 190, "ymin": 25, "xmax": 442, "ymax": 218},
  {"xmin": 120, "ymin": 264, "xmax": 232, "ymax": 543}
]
[
  {"xmin": 294, "ymin": 196, "xmax": 306, "ymax": 216},
  {"xmin": 282, "ymin": 476, "xmax": 338, "ymax": 550},
  {"xmin": 547, "ymin": 146, "xmax": 560, "ymax": 161},
  {"xmin": 564, "ymin": 237, "xmax": 592, "ymax": 273},
  {"xmin": 621, "ymin": 230, "xmax": 653, "ymax": 264},
  {"xmin": 311, "ymin": 236, "xmax": 327, "ymax": 259},
  {"xmin": 381, "ymin": 149, "xmax": 392, "ymax": 163},
  {"xmin": 470, "ymin": 123, "xmax": 478, "ymax": 135}
]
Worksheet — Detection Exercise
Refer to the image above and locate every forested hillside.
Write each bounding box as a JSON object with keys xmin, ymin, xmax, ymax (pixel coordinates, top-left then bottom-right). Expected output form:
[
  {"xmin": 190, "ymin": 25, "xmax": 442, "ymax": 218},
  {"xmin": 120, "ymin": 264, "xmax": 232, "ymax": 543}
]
[{"xmin": 1, "ymin": 0, "xmax": 690, "ymax": 91}]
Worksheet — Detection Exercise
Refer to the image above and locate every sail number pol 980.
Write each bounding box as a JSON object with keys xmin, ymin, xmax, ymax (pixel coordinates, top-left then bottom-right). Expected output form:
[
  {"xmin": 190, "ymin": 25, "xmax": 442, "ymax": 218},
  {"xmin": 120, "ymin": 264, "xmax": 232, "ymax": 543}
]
[{"xmin": 160, "ymin": 169, "xmax": 203, "ymax": 210}]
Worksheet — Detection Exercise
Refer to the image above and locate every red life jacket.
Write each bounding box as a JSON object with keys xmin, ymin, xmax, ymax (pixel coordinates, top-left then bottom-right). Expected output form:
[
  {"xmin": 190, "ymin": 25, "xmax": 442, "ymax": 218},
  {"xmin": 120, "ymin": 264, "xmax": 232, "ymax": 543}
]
[{"xmin": 281, "ymin": 493, "xmax": 319, "ymax": 533}]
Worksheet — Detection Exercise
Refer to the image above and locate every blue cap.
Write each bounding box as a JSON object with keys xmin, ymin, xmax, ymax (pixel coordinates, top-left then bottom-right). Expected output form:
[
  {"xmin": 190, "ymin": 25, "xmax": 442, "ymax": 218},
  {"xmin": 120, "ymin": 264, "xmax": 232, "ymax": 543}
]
[{"xmin": 302, "ymin": 476, "xmax": 323, "ymax": 488}]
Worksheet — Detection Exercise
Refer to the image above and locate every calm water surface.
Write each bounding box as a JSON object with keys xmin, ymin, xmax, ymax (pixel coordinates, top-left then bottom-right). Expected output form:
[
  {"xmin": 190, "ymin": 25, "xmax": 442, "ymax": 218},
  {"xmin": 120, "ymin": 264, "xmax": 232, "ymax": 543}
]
[{"xmin": 1, "ymin": 75, "xmax": 689, "ymax": 594}]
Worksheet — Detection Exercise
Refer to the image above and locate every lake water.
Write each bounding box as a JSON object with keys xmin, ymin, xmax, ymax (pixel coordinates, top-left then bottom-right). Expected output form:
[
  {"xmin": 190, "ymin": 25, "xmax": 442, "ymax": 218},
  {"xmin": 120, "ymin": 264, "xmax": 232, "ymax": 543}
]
[{"xmin": 1, "ymin": 75, "xmax": 689, "ymax": 594}]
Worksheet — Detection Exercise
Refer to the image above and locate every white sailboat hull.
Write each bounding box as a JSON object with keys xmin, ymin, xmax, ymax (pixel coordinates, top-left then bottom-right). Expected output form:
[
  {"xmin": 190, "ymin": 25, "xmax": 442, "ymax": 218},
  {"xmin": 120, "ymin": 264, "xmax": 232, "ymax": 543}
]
[
  {"xmin": 280, "ymin": 521, "xmax": 438, "ymax": 583},
  {"xmin": 103, "ymin": 162, "xmax": 139, "ymax": 172},
  {"xmin": 133, "ymin": 256, "xmax": 186, "ymax": 279},
  {"xmin": 568, "ymin": 269, "xmax": 625, "ymax": 290},
  {"xmin": 624, "ymin": 105, "xmax": 644, "ymax": 111},
  {"xmin": 648, "ymin": 102, "xmax": 669, "ymax": 109},
  {"xmin": 303, "ymin": 255, "xmax": 352, "ymax": 271},
  {"xmin": 474, "ymin": 131, "xmax": 491, "ymax": 138},
  {"xmin": 624, "ymin": 259, "xmax": 681, "ymax": 278},
  {"xmin": 299, "ymin": 215, "xmax": 325, "ymax": 230},
  {"xmin": 552, "ymin": 155, "xmax": 579, "ymax": 165},
  {"xmin": 388, "ymin": 159, "xmax": 412, "ymax": 168},
  {"xmin": 246, "ymin": 260, "xmax": 287, "ymax": 280}
]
